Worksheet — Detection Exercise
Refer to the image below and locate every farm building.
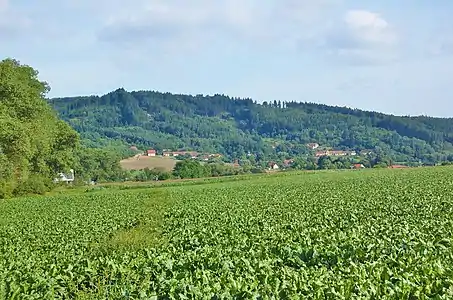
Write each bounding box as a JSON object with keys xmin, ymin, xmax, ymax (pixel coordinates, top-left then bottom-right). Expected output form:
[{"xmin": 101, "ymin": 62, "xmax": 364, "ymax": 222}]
[
  {"xmin": 307, "ymin": 143, "xmax": 320, "ymax": 150},
  {"xmin": 268, "ymin": 162, "xmax": 279, "ymax": 170},
  {"xmin": 351, "ymin": 164, "xmax": 365, "ymax": 169},
  {"xmin": 54, "ymin": 169, "xmax": 75, "ymax": 184},
  {"xmin": 146, "ymin": 149, "xmax": 157, "ymax": 156}
]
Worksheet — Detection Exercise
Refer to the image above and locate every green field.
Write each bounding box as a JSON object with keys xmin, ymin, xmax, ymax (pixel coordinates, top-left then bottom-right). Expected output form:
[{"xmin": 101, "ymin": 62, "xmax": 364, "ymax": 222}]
[{"xmin": 2, "ymin": 167, "xmax": 453, "ymax": 299}]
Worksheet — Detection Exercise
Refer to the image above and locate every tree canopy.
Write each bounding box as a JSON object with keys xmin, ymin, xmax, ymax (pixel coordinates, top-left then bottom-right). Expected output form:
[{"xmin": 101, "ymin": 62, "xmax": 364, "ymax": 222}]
[
  {"xmin": 0, "ymin": 58, "xmax": 80, "ymax": 197},
  {"xmin": 0, "ymin": 59, "xmax": 126, "ymax": 198}
]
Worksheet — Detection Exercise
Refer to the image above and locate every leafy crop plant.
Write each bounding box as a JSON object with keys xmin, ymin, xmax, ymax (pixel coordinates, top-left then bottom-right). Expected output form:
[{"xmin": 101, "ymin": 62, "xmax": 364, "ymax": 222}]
[{"xmin": 2, "ymin": 167, "xmax": 453, "ymax": 299}]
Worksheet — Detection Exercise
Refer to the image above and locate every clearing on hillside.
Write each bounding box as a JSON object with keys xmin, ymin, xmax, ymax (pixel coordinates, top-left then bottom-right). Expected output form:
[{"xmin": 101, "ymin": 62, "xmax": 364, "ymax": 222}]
[
  {"xmin": 120, "ymin": 155, "xmax": 177, "ymax": 171},
  {"xmin": 2, "ymin": 167, "xmax": 453, "ymax": 298}
]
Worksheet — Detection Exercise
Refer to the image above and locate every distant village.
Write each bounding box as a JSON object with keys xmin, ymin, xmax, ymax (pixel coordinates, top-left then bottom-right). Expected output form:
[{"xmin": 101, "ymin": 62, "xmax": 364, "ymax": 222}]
[
  {"xmin": 128, "ymin": 142, "xmax": 411, "ymax": 171},
  {"xmin": 130, "ymin": 146, "xmax": 223, "ymax": 161}
]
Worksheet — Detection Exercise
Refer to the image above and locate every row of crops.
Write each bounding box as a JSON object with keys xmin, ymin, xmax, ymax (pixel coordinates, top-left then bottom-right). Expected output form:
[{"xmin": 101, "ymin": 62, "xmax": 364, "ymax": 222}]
[{"xmin": 1, "ymin": 167, "xmax": 453, "ymax": 299}]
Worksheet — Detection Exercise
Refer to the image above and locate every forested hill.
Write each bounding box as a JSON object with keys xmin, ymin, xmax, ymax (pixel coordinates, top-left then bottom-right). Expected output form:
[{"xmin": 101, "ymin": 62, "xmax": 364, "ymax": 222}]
[{"xmin": 49, "ymin": 88, "xmax": 453, "ymax": 164}]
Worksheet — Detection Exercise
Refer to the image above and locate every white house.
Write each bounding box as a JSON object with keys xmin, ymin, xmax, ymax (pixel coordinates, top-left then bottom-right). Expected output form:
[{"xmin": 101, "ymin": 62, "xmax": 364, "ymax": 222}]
[
  {"xmin": 146, "ymin": 149, "xmax": 157, "ymax": 156},
  {"xmin": 307, "ymin": 143, "xmax": 320, "ymax": 150},
  {"xmin": 54, "ymin": 169, "xmax": 75, "ymax": 183},
  {"xmin": 268, "ymin": 163, "xmax": 279, "ymax": 170}
]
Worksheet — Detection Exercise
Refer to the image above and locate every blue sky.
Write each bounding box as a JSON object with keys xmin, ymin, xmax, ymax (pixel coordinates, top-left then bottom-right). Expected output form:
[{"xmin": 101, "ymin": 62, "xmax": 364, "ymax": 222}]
[{"xmin": 1, "ymin": 0, "xmax": 453, "ymax": 117}]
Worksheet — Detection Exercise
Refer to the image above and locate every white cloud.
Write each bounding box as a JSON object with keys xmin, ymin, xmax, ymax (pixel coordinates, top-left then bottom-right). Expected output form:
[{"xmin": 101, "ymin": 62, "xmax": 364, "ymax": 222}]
[
  {"xmin": 96, "ymin": 2, "xmax": 400, "ymax": 66},
  {"xmin": 98, "ymin": 0, "xmax": 229, "ymax": 51},
  {"xmin": 344, "ymin": 10, "xmax": 397, "ymax": 46},
  {"xmin": 97, "ymin": 0, "xmax": 341, "ymax": 50},
  {"xmin": 314, "ymin": 9, "xmax": 399, "ymax": 65}
]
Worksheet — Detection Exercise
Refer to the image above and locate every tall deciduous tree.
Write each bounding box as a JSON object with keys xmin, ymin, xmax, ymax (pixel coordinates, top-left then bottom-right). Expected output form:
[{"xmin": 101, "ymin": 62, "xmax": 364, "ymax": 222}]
[{"xmin": 0, "ymin": 58, "xmax": 79, "ymax": 198}]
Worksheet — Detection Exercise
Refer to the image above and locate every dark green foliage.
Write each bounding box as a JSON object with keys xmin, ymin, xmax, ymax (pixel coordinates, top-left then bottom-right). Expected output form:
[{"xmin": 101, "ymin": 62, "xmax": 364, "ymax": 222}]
[
  {"xmin": 128, "ymin": 167, "xmax": 173, "ymax": 181},
  {"xmin": 208, "ymin": 162, "xmax": 243, "ymax": 177},
  {"xmin": 49, "ymin": 89, "xmax": 453, "ymax": 164},
  {"xmin": 73, "ymin": 147, "xmax": 125, "ymax": 183},
  {"xmin": 13, "ymin": 175, "xmax": 53, "ymax": 196},
  {"xmin": 172, "ymin": 159, "xmax": 211, "ymax": 179}
]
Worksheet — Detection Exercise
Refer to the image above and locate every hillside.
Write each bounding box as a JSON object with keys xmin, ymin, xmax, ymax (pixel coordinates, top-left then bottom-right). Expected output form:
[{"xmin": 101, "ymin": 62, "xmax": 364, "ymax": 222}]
[{"xmin": 49, "ymin": 88, "xmax": 453, "ymax": 165}]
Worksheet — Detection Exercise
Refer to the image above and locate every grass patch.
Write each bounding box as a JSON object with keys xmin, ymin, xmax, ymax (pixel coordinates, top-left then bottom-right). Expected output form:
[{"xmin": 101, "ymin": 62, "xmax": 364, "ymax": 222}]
[{"xmin": 105, "ymin": 188, "xmax": 173, "ymax": 251}]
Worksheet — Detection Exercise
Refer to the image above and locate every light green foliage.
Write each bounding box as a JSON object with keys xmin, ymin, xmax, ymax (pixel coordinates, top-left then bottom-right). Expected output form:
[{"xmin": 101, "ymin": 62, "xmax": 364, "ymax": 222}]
[
  {"xmin": 2, "ymin": 167, "xmax": 453, "ymax": 298},
  {"xmin": 0, "ymin": 189, "xmax": 165, "ymax": 299}
]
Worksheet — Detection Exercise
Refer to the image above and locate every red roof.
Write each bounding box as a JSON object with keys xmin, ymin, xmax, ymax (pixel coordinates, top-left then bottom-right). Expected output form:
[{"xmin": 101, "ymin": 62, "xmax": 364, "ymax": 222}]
[{"xmin": 147, "ymin": 149, "xmax": 156, "ymax": 154}]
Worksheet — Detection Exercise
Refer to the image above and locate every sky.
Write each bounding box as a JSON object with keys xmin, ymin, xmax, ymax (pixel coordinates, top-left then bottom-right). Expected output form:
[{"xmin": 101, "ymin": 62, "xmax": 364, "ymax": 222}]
[{"xmin": 1, "ymin": 0, "xmax": 453, "ymax": 117}]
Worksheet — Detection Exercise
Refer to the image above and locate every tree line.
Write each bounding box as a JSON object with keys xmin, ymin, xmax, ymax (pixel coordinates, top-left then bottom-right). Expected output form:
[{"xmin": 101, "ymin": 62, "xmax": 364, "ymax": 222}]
[{"xmin": 49, "ymin": 88, "xmax": 453, "ymax": 165}]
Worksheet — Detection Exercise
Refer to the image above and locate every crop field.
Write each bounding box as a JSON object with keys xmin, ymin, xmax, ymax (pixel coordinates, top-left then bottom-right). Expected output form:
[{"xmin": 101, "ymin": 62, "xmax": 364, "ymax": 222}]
[{"xmin": 2, "ymin": 167, "xmax": 453, "ymax": 299}]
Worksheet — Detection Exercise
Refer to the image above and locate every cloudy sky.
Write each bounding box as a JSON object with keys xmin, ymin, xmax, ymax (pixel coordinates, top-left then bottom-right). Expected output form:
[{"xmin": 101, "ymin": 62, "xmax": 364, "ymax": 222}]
[{"xmin": 1, "ymin": 0, "xmax": 453, "ymax": 117}]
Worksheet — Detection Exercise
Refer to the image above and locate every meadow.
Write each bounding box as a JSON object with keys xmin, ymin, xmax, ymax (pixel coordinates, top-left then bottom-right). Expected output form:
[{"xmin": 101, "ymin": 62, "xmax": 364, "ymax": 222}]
[{"xmin": 1, "ymin": 167, "xmax": 453, "ymax": 299}]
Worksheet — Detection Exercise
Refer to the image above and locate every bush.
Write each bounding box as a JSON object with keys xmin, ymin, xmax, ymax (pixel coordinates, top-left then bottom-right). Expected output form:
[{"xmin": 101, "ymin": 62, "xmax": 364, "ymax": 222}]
[
  {"xmin": 13, "ymin": 176, "xmax": 52, "ymax": 197},
  {"xmin": 0, "ymin": 179, "xmax": 16, "ymax": 199}
]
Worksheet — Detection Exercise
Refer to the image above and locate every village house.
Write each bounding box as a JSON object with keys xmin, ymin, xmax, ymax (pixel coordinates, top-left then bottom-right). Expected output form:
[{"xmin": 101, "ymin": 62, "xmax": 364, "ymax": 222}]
[
  {"xmin": 162, "ymin": 150, "xmax": 221, "ymax": 160},
  {"xmin": 307, "ymin": 143, "xmax": 320, "ymax": 150},
  {"xmin": 360, "ymin": 149, "xmax": 373, "ymax": 155},
  {"xmin": 315, "ymin": 150, "xmax": 356, "ymax": 157},
  {"xmin": 54, "ymin": 169, "xmax": 75, "ymax": 184},
  {"xmin": 330, "ymin": 150, "xmax": 348, "ymax": 156},
  {"xmin": 315, "ymin": 150, "xmax": 328, "ymax": 157},
  {"xmin": 351, "ymin": 163, "xmax": 365, "ymax": 169},
  {"xmin": 162, "ymin": 150, "xmax": 199, "ymax": 158},
  {"xmin": 146, "ymin": 149, "xmax": 157, "ymax": 156},
  {"xmin": 232, "ymin": 159, "xmax": 240, "ymax": 168},
  {"xmin": 268, "ymin": 162, "xmax": 279, "ymax": 170},
  {"xmin": 283, "ymin": 159, "xmax": 294, "ymax": 168}
]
